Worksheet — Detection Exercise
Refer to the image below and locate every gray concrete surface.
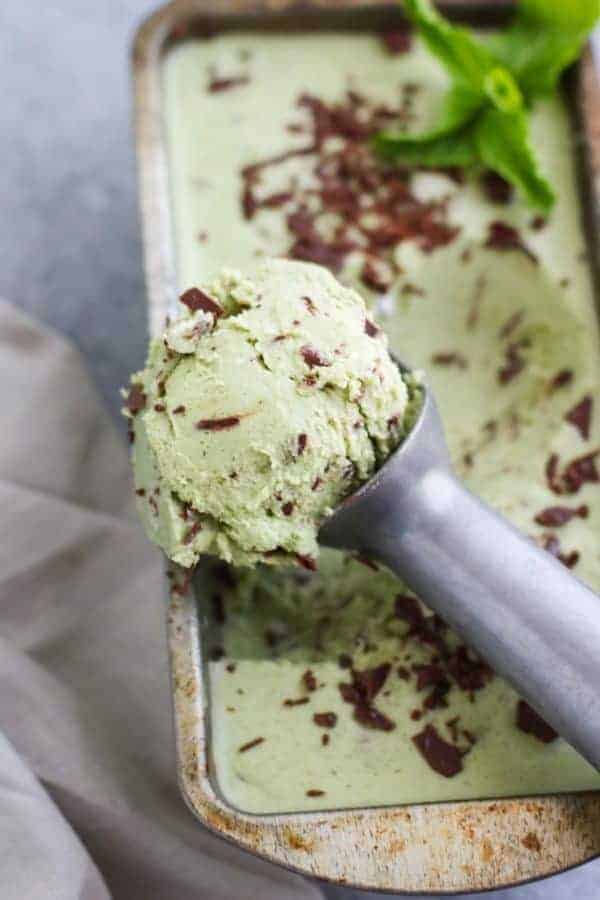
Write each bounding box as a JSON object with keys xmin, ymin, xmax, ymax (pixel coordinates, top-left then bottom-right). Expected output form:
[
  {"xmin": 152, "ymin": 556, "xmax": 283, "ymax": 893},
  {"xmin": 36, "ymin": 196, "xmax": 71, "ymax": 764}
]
[{"xmin": 2, "ymin": 2, "xmax": 600, "ymax": 898}]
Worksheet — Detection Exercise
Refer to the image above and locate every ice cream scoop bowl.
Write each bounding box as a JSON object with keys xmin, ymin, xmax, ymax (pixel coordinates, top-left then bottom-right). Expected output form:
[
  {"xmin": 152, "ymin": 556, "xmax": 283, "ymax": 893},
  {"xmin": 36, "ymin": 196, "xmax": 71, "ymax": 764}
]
[{"xmin": 320, "ymin": 363, "xmax": 600, "ymax": 770}]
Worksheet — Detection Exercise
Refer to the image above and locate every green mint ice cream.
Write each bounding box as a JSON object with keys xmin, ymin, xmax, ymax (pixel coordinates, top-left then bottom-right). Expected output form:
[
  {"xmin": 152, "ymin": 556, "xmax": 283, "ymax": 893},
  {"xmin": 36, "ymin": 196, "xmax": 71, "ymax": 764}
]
[{"xmin": 125, "ymin": 259, "xmax": 417, "ymax": 568}]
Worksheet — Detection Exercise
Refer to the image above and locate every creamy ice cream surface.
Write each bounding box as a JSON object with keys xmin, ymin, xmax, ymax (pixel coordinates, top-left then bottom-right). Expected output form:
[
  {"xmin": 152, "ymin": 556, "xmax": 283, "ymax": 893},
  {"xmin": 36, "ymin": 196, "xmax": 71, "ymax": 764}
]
[{"xmin": 125, "ymin": 259, "xmax": 417, "ymax": 568}]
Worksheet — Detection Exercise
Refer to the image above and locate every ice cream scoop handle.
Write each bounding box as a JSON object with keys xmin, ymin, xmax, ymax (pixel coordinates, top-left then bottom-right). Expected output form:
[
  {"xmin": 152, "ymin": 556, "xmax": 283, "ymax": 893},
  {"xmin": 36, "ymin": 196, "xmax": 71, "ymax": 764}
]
[{"xmin": 350, "ymin": 467, "xmax": 600, "ymax": 769}]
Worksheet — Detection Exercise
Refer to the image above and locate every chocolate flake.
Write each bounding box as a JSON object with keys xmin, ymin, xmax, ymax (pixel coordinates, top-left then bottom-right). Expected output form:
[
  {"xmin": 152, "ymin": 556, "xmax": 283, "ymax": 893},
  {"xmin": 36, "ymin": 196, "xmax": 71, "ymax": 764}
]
[
  {"xmin": 380, "ymin": 29, "xmax": 412, "ymax": 55},
  {"xmin": 154, "ymin": 403, "xmax": 166, "ymax": 412},
  {"xmin": 534, "ymin": 505, "xmax": 588, "ymax": 527},
  {"xmin": 306, "ymin": 789, "xmax": 325, "ymax": 797},
  {"xmin": 300, "ymin": 345, "xmax": 331, "ymax": 368},
  {"xmin": 498, "ymin": 309, "xmax": 524, "ymax": 340},
  {"xmin": 196, "ymin": 416, "xmax": 241, "ymax": 431},
  {"xmin": 364, "ymin": 317, "xmax": 381, "ymax": 337},
  {"xmin": 565, "ymin": 395, "xmax": 593, "ymax": 440},
  {"xmin": 313, "ymin": 712, "xmax": 337, "ymax": 728},
  {"xmin": 302, "ymin": 669, "xmax": 318, "ymax": 692},
  {"xmin": 282, "ymin": 501, "xmax": 294, "ymax": 517},
  {"xmin": 362, "ymin": 259, "xmax": 392, "ymax": 294},
  {"xmin": 296, "ymin": 553, "xmax": 317, "ymax": 571},
  {"xmin": 516, "ymin": 700, "xmax": 557, "ymax": 743},
  {"xmin": 208, "ymin": 73, "xmax": 250, "ymax": 93},
  {"xmin": 172, "ymin": 404, "xmax": 186, "ymax": 414},
  {"xmin": 321, "ymin": 733, "xmax": 330, "ymax": 746},
  {"xmin": 283, "ymin": 697, "xmax": 310, "ymax": 707},
  {"xmin": 124, "ymin": 383, "xmax": 146, "ymax": 415},
  {"xmin": 431, "ymin": 351, "xmax": 467, "ymax": 369},
  {"xmin": 354, "ymin": 704, "xmax": 396, "ymax": 731},
  {"xmin": 412, "ymin": 724, "xmax": 463, "ymax": 777},
  {"xmin": 481, "ymin": 171, "xmax": 513, "ymax": 205},
  {"xmin": 297, "ymin": 433, "xmax": 308, "ymax": 455},
  {"xmin": 485, "ymin": 221, "xmax": 538, "ymax": 264},
  {"xmin": 539, "ymin": 533, "xmax": 580, "ymax": 569},
  {"xmin": 238, "ymin": 736, "xmax": 265, "ymax": 753},
  {"xmin": 498, "ymin": 339, "xmax": 528, "ymax": 385},
  {"xmin": 180, "ymin": 287, "xmax": 223, "ymax": 318},
  {"xmin": 550, "ymin": 369, "xmax": 573, "ymax": 391},
  {"xmin": 182, "ymin": 521, "xmax": 203, "ymax": 545},
  {"xmin": 547, "ymin": 450, "xmax": 600, "ymax": 494}
]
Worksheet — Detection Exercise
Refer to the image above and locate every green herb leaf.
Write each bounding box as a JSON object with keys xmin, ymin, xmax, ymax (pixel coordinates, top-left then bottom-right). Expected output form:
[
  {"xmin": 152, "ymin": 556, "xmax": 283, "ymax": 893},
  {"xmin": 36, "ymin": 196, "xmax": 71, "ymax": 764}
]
[
  {"xmin": 489, "ymin": 0, "xmax": 600, "ymax": 97},
  {"xmin": 374, "ymin": 83, "xmax": 481, "ymax": 149},
  {"xmin": 403, "ymin": 0, "xmax": 497, "ymax": 88},
  {"xmin": 474, "ymin": 107, "xmax": 555, "ymax": 212},
  {"xmin": 375, "ymin": 123, "xmax": 478, "ymax": 167}
]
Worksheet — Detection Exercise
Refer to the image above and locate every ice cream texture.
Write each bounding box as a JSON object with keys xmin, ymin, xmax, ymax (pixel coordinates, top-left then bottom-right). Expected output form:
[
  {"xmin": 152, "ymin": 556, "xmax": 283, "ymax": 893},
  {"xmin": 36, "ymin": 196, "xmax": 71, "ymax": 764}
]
[{"xmin": 125, "ymin": 260, "xmax": 418, "ymax": 568}]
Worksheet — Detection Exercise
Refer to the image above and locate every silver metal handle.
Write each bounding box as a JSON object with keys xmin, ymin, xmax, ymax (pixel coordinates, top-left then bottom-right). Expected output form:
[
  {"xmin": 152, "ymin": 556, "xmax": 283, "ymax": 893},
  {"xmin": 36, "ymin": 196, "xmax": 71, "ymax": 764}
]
[{"xmin": 337, "ymin": 465, "xmax": 600, "ymax": 769}]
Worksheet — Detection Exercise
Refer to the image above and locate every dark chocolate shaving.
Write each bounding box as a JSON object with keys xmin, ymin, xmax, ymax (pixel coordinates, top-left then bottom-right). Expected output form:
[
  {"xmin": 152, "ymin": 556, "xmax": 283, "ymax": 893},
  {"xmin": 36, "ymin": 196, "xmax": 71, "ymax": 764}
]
[
  {"xmin": 208, "ymin": 73, "xmax": 250, "ymax": 93},
  {"xmin": 431, "ymin": 351, "xmax": 467, "ymax": 369},
  {"xmin": 380, "ymin": 29, "xmax": 412, "ymax": 55},
  {"xmin": 180, "ymin": 287, "xmax": 223, "ymax": 318},
  {"xmin": 534, "ymin": 505, "xmax": 588, "ymax": 527},
  {"xmin": 413, "ymin": 724, "xmax": 463, "ymax": 777},
  {"xmin": 300, "ymin": 345, "xmax": 332, "ymax": 368},
  {"xmin": 238, "ymin": 736, "xmax": 265, "ymax": 753},
  {"xmin": 313, "ymin": 712, "xmax": 337, "ymax": 728},
  {"xmin": 124, "ymin": 383, "xmax": 146, "ymax": 415},
  {"xmin": 306, "ymin": 789, "xmax": 325, "ymax": 797},
  {"xmin": 565, "ymin": 395, "xmax": 593, "ymax": 440},
  {"xmin": 516, "ymin": 700, "xmax": 557, "ymax": 743},
  {"xmin": 485, "ymin": 221, "xmax": 538, "ymax": 264},
  {"xmin": 550, "ymin": 369, "xmax": 573, "ymax": 391},
  {"xmin": 195, "ymin": 416, "xmax": 241, "ymax": 431},
  {"xmin": 302, "ymin": 669, "xmax": 318, "ymax": 692}
]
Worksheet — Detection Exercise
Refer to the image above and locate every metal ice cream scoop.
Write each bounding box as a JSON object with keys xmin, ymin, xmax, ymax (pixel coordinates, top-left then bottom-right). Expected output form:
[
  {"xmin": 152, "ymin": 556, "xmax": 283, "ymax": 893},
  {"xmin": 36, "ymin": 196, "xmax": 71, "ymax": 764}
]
[{"xmin": 320, "ymin": 367, "xmax": 600, "ymax": 770}]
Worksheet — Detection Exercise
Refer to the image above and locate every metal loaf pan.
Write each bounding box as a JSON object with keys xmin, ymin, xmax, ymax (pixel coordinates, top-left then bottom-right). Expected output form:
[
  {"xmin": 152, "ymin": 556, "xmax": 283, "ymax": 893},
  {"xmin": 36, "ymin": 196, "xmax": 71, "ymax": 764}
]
[{"xmin": 132, "ymin": 1, "xmax": 600, "ymax": 892}]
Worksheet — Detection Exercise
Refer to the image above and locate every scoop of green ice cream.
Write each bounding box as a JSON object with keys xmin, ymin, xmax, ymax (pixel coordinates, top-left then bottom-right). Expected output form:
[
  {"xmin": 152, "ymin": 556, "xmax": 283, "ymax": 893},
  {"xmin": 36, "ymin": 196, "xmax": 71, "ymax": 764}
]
[{"xmin": 124, "ymin": 260, "xmax": 418, "ymax": 568}]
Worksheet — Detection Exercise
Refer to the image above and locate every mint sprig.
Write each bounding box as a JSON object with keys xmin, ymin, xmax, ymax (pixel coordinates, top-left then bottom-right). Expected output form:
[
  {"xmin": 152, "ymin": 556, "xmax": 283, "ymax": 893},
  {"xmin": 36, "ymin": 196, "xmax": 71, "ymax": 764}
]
[{"xmin": 375, "ymin": 0, "xmax": 600, "ymax": 212}]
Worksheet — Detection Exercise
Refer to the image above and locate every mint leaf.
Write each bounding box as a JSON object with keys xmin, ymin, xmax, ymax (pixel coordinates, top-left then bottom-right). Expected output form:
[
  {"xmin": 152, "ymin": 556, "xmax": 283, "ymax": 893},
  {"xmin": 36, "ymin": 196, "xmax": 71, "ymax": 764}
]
[
  {"xmin": 376, "ymin": 83, "xmax": 481, "ymax": 146},
  {"xmin": 520, "ymin": 0, "xmax": 600, "ymax": 31},
  {"xmin": 404, "ymin": 0, "xmax": 497, "ymax": 89},
  {"xmin": 375, "ymin": 124, "xmax": 478, "ymax": 168},
  {"xmin": 474, "ymin": 107, "xmax": 555, "ymax": 212},
  {"xmin": 490, "ymin": 0, "xmax": 600, "ymax": 97}
]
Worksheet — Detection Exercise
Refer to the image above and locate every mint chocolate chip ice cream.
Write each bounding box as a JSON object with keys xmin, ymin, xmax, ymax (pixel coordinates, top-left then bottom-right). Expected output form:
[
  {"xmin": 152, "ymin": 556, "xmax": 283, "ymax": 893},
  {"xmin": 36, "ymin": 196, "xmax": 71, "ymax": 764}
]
[{"xmin": 124, "ymin": 259, "xmax": 418, "ymax": 568}]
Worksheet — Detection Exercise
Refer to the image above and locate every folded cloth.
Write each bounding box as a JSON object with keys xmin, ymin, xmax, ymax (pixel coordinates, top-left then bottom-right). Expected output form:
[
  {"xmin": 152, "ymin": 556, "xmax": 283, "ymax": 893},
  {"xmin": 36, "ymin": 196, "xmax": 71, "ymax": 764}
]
[{"xmin": 0, "ymin": 300, "xmax": 323, "ymax": 900}]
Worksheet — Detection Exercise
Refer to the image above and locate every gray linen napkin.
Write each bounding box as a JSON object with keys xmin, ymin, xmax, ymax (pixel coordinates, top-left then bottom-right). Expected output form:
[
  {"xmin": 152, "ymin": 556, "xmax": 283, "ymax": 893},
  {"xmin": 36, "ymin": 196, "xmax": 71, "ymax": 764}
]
[{"xmin": 0, "ymin": 299, "xmax": 323, "ymax": 900}]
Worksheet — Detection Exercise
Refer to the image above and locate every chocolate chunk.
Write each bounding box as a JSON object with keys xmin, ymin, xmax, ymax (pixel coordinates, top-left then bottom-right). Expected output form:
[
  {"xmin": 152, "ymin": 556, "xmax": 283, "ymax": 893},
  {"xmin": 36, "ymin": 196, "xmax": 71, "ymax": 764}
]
[
  {"xmin": 297, "ymin": 433, "xmax": 308, "ymax": 455},
  {"xmin": 208, "ymin": 73, "xmax": 250, "ymax": 93},
  {"xmin": 352, "ymin": 663, "xmax": 391, "ymax": 702},
  {"xmin": 516, "ymin": 700, "xmax": 557, "ymax": 743},
  {"xmin": 394, "ymin": 593, "xmax": 425, "ymax": 628},
  {"xmin": 431, "ymin": 351, "xmax": 467, "ymax": 369},
  {"xmin": 300, "ymin": 345, "xmax": 332, "ymax": 368},
  {"xmin": 182, "ymin": 521, "xmax": 203, "ymax": 545},
  {"xmin": 498, "ymin": 310, "xmax": 524, "ymax": 340},
  {"xmin": 180, "ymin": 287, "xmax": 223, "ymax": 318},
  {"xmin": 485, "ymin": 221, "xmax": 538, "ymax": 264},
  {"xmin": 354, "ymin": 704, "xmax": 396, "ymax": 731},
  {"xmin": 481, "ymin": 171, "xmax": 513, "ymax": 205},
  {"xmin": 282, "ymin": 501, "xmax": 294, "ymax": 516},
  {"xmin": 238, "ymin": 736, "xmax": 265, "ymax": 753},
  {"xmin": 412, "ymin": 663, "xmax": 447, "ymax": 692},
  {"xmin": 124, "ymin": 383, "xmax": 146, "ymax": 415},
  {"xmin": 302, "ymin": 669, "xmax": 318, "ymax": 692},
  {"xmin": 364, "ymin": 317, "xmax": 381, "ymax": 337},
  {"xmin": 295, "ymin": 554, "xmax": 317, "ymax": 572},
  {"xmin": 534, "ymin": 505, "xmax": 588, "ymax": 527},
  {"xmin": 447, "ymin": 646, "xmax": 492, "ymax": 692},
  {"xmin": 539, "ymin": 533, "xmax": 580, "ymax": 569},
  {"xmin": 550, "ymin": 369, "xmax": 573, "ymax": 391},
  {"xmin": 565, "ymin": 395, "xmax": 593, "ymax": 440},
  {"xmin": 498, "ymin": 339, "xmax": 528, "ymax": 385},
  {"xmin": 380, "ymin": 29, "xmax": 412, "ymax": 55},
  {"xmin": 313, "ymin": 712, "xmax": 337, "ymax": 728},
  {"xmin": 412, "ymin": 724, "xmax": 463, "ymax": 777},
  {"xmin": 195, "ymin": 416, "xmax": 241, "ymax": 431}
]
